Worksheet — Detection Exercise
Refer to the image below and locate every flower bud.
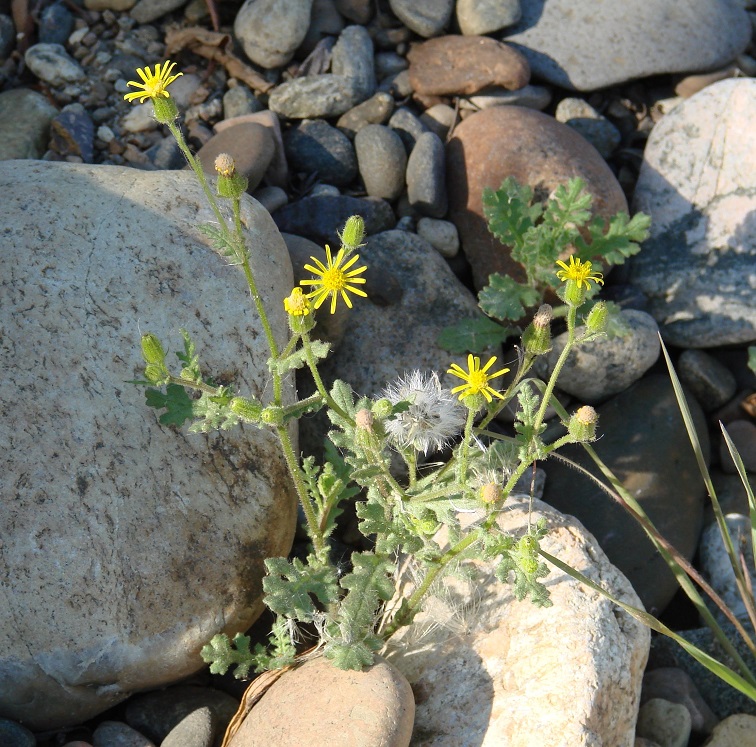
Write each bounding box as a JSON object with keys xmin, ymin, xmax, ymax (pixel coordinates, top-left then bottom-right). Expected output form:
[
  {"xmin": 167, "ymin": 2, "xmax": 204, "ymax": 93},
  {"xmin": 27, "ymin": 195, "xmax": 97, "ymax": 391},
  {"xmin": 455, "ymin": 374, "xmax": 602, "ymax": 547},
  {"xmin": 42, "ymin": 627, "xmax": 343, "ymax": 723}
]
[
  {"xmin": 522, "ymin": 304, "xmax": 553, "ymax": 355},
  {"xmin": 338, "ymin": 215, "xmax": 366, "ymax": 252},
  {"xmin": 283, "ymin": 288, "xmax": 315, "ymax": 334},
  {"xmin": 480, "ymin": 482, "xmax": 503, "ymax": 504},
  {"xmin": 230, "ymin": 396, "xmax": 263, "ymax": 423},
  {"xmin": 152, "ymin": 95, "xmax": 179, "ymax": 124},
  {"xmin": 371, "ymin": 398, "xmax": 393, "ymax": 419},
  {"xmin": 141, "ymin": 333, "xmax": 166, "ymax": 365},
  {"xmin": 214, "ymin": 153, "xmax": 235, "ymax": 177},
  {"xmin": 144, "ymin": 363, "xmax": 168, "ymax": 385},
  {"xmin": 585, "ymin": 301, "xmax": 608, "ymax": 334},
  {"xmin": 215, "ymin": 154, "xmax": 249, "ymax": 199},
  {"xmin": 260, "ymin": 405, "xmax": 284, "ymax": 426},
  {"xmin": 355, "ymin": 408, "xmax": 374, "ymax": 431},
  {"xmin": 568, "ymin": 405, "xmax": 598, "ymax": 442}
]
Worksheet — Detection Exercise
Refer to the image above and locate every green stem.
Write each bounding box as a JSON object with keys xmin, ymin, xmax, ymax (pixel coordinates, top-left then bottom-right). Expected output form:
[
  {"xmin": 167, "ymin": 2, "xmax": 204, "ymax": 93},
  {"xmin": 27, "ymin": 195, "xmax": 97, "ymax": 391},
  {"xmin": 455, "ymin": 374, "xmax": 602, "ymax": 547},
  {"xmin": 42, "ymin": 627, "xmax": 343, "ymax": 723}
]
[
  {"xmin": 167, "ymin": 375, "xmax": 220, "ymax": 396},
  {"xmin": 457, "ymin": 409, "xmax": 476, "ymax": 486},
  {"xmin": 301, "ymin": 331, "xmax": 351, "ymax": 423}
]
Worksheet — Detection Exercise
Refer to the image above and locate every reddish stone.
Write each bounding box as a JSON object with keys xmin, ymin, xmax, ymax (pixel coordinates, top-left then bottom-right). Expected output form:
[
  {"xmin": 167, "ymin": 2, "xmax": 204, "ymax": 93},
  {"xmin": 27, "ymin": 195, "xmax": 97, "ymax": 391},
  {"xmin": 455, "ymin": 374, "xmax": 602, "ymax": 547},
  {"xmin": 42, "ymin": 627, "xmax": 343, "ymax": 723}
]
[
  {"xmin": 446, "ymin": 106, "xmax": 628, "ymax": 290},
  {"xmin": 407, "ymin": 35, "xmax": 529, "ymax": 96}
]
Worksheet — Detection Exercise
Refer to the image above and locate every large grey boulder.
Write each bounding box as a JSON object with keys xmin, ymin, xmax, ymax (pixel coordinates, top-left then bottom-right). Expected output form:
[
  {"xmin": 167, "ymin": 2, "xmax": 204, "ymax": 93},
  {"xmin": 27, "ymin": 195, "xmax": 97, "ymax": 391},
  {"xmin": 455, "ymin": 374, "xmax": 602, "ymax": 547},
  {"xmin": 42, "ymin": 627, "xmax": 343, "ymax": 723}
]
[{"xmin": 0, "ymin": 161, "xmax": 298, "ymax": 729}]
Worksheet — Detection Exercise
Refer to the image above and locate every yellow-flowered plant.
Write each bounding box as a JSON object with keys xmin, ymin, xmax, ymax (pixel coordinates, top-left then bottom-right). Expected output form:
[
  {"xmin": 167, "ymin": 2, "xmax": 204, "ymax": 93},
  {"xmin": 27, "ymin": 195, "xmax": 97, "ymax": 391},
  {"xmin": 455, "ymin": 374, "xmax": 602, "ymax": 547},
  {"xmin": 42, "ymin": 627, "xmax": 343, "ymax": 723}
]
[{"xmin": 120, "ymin": 61, "xmax": 756, "ymax": 707}]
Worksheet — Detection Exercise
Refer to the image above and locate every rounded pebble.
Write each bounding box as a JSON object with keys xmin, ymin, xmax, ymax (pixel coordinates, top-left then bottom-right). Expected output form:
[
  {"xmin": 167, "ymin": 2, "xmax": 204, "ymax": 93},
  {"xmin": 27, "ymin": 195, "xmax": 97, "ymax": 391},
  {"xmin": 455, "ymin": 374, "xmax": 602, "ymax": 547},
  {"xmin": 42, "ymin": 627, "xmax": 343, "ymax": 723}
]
[
  {"xmin": 283, "ymin": 118, "xmax": 357, "ymax": 187},
  {"xmin": 554, "ymin": 96, "xmax": 622, "ymax": 158},
  {"xmin": 636, "ymin": 698, "xmax": 692, "ymax": 747},
  {"xmin": 388, "ymin": 0, "xmax": 454, "ymax": 37},
  {"xmin": 92, "ymin": 720, "xmax": 155, "ymax": 747},
  {"xmin": 678, "ymin": 349, "xmax": 738, "ymax": 412},
  {"xmin": 331, "ymin": 24, "xmax": 375, "ymax": 100},
  {"xmin": 268, "ymin": 74, "xmax": 364, "ymax": 119},
  {"xmin": 0, "ymin": 88, "xmax": 58, "ymax": 160},
  {"xmin": 24, "ymin": 42, "xmax": 86, "ymax": 86},
  {"xmin": 456, "ymin": 0, "xmax": 521, "ymax": 35},
  {"xmin": 336, "ymin": 91, "xmax": 395, "ymax": 139},
  {"xmin": 161, "ymin": 706, "xmax": 215, "ymax": 747},
  {"xmin": 406, "ymin": 131, "xmax": 447, "ymax": 217},
  {"xmin": 355, "ymin": 124, "xmax": 407, "ymax": 199},
  {"xmin": 416, "ymin": 217, "xmax": 459, "ymax": 257},
  {"xmin": 0, "ymin": 718, "xmax": 36, "ymax": 747}
]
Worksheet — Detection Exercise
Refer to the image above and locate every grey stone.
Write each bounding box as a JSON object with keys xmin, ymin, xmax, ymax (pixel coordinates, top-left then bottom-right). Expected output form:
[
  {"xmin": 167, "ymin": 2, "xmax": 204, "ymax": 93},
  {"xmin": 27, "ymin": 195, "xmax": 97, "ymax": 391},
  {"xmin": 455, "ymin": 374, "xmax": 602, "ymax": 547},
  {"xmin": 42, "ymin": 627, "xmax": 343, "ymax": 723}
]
[
  {"xmin": 283, "ymin": 118, "xmax": 357, "ymax": 187},
  {"xmin": 129, "ymin": 0, "xmax": 186, "ymax": 23},
  {"xmin": 24, "ymin": 42, "xmax": 86, "ymax": 86},
  {"xmin": 678, "ymin": 350, "xmax": 738, "ymax": 412},
  {"xmin": 374, "ymin": 51, "xmax": 408, "ymax": 78},
  {"xmin": 354, "ymin": 124, "xmax": 407, "ymax": 200},
  {"xmin": 541, "ymin": 375, "xmax": 709, "ymax": 614},
  {"xmin": 331, "ymin": 24, "xmax": 375, "ymax": 100},
  {"xmin": 386, "ymin": 496, "xmax": 650, "ymax": 747},
  {"xmin": 406, "ymin": 131, "xmax": 447, "ymax": 217},
  {"xmin": 461, "ymin": 83, "xmax": 552, "ymax": 111},
  {"xmin": 336, "ymin": 91, "xmax": 395, "ymax": 139},
  {"xmin": 535, "ymin": 310, "xmax": 661, "ymax": 404},
  {"xmin": 419, "ymin": 103, "xmax": 456, "ymax": 140},
  {"xmin": 389, "ymin": 0, "xmax": 454, "ymax": 37},
  {"xmin": 38, "ymin": 2, "xmax": 75, "ymax": 46},
  {"xmin": 92, "ymin": 720, "xmax": 155, "ymax": 747},
  {"xmin": 629, "ymin": 79, "xmax": 756, "ymax": 348},
  {"xmin": 388, "ymin": 107, "xmax": 427, "ymax": 153},
  {"xmin": 416, "ymin": 217, "xmax": 459, "ymax": 257},
  {"xmin": 0, "ymin": 161, "xmax": 297, "ymax": 730},
  {"xmin": 554, "ymin": 97, "xmax": 622, "ymax": 158},
  {"xmin": 504, "ymin": 0, "xmax": 752, "ymax": 91},
  {"xmin": 641, "ymin": 667, "xmax": 719, "ymax": 734},
  {"xmin": 253, "ymin": 185, "xmax": 289, "ymax": 213},
  {"xmin": 705, "ymin": 714, "xmax": 756, "ymax": 745},
  {"xmin": 268, "ymin": 74, "xmax": 364, "ymax": 119},
  {"xmin": 636, "ymin": 699, "xmax": 692, "ymax": 747},
  {"xmin": 233, "ymin": 0, "xmax": 314, "ymax": 69},
  {"xmin": 0, "ymin": 88, "xmax": 58, "ymax": 160},
  {"xmin": 297, "ymin": 0, "xmax": 343, "ymax": 56},
  {"xmin": 161, "ymin": 706, "xmax": 215, "ymax": 747},
  {"xmin": 0, "ymin": 14, "xmax": 15, "ymax": 61},
  {"xmin": 377, "ymin": 69, "xmax": 413, "ymax": 98},
  {"xmin": 0, "ymin": 719, "xmax": 35, "ymax": 747},
  {"xmin": 456, "ymin": 0, "xmax": 521, "ymax": 34},
  {"xmin": 222, "ymin": 86, "xmax": 264, "ymax": 119},
  {"xmin": 334, "ymin": 0, "xmax": 373, "ymax": 24},
  {"xmin": 50, "ymin": 104, "xmax": 95, "ymax": 162}
]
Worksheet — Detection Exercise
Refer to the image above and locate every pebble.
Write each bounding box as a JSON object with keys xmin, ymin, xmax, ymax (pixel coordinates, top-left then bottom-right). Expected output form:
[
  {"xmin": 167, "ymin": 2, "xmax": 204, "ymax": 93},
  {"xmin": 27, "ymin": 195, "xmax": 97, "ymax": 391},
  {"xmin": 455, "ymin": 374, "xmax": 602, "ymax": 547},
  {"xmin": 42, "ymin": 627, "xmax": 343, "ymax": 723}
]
[
  {"xmin": 253, "ymin": 185, "xmax": 289, "ymax": 213},
  {"xmin": 419, "ymin": 103, "xmax": 455, "ymax": 139},
  {"xmin": 705, "ymin": 714, "xmax": 756, "ymax": 746},
  {"xmin": 641, "ymin": 667, "xmax": 718, "ymax": 734},
  {"xmin": 39, "ymin": 2, "xmax": 75, "ymax": 46},
  {"xmin": 129, "ymin": 0, "xmax": 185, "ymax": 22},
  {"xmin": 121, "ymin": 102, "xmax": 158, "ymax": 133},
  {"xmin": 272, "ymin": 194, "xmax": 395, "ymax": 247},
  {"xmin": 375, "ymin": 51, "xmax": 408, "ymax": 78},
  {"xmin": 377, "ymin": 69, "xmax": 413, "ymax": 98},
  {"xmin": 678, "ymin": 349, "xmax": 738, "ymax": 412},
  {"xmin": 446, "ymin": 105, "xmax": 628, "ymax": 290},
  {"xmin": 388, "ymin": 0, "xmax": 454, "ymax": 37},
  {"xmin": 636, "ymin": 698, "xmax": 692, "ymax": 747},
  {"xmin": 630, "ymin": 79, "xmax": 756, "ymax": 347},
  {"xmin": 161, "ymin": 706, "xmax": 215, "ymax": 747},
  {"xmin": 504, "ymin": 0, "xmax": 752, "ymax": 91},
  {"xmin": 387, "ymin": 107, "xmax": 428, "ymax": 153},
  {"xmin": 461, "ymin": 83, "xmax": 552, "ymax": 111},
  {"xmin": 0, "ymin": 88, "xmax": 59, "ymax": 160},
  {"xmin": 416, "ymin": 217, "xmax": 459, "ymax": 257},
  {"xmin": 542, "ymin": 374, "xmax": 708, "ymax": 614},
  {"xmin": 407, "ymin": 35, "xmax": 530, "ymax": 96},
  {"xmin": 0, "ymin": 718, "xmax": 35, "ymax": 747},
  {"xmin": 675, "ymin": 65, "xmax": 741, "ymax": 98},
  {"xmin": 226, "ymin": 655, "xmax": 414, "ymax": 747},
  {"xmin": 334, "ymin": 0, "xmax": 373, "ymax": 24},
  {"xmin": 283, "ymin": 118, "xmax": 357, "ymax": 188},
  {"xmin": 719, "ymin": 420, "xmax": 756, "ymax": 473},
  {"xmin": 25, "ymin": 42, "xmax": 86, "ymax": 86},
  {"xmin": 406, "ymin": 131, "xmax": 447, "ymax": 217},
  {"xmin": 535, "ymin": 310, "xmax": 661, "ymax": 404},
  {"xmin": 354, "ymin": 124, "xmax": 407, "ymax": 199},
  {"xmin": 331, "ymin": 24, "xmax": 375, "ymax": 100},
  {"xmin": 233, "ymin": 0, "xmax": 313, "ymax": 69},
  {"xmin": 222, "ymin": 85, "xmax": 265, "ymax": 119},
  {"xmin": 456, "ymin": 0, "xmax": 521, "ymax": 35},
  {"xmin": 0, "ymin": 14, "xmax": 14, "ymax": 60},
  {"xmin": 92, "ymin": 720, "xmax": 155, "ymax": 746},
  {"xmin": 299, "ymin": 0, "xmax": 344, "ymax": 56},
  {"xmin": 268, "ymin": 74, "xmax": 364, "ymax": 119},
  {"xmin": 195, "ymin": 122, "xmax": 275, "ymax": 190},
  {"xmin": 336, "ymin": 91, "xmax": 395, "ymax": 139},
  {"xmin": 50, "ymin": 104, "xmax": 95, "ymax": 162},
  {"xmin": 554, "ymin": 97, "xmax": 622, "ymax": 158}
]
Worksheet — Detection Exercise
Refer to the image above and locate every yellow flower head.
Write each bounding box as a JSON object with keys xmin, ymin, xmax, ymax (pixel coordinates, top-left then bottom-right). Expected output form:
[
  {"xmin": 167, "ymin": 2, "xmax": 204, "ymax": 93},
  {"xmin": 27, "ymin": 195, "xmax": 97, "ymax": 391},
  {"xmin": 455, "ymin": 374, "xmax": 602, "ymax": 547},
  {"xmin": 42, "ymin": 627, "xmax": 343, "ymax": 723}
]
[
  {"xmin": 124, "ymin": 60, "xmax": 183, "ymax": 103},
  {"xmin": 300, "ymin": 244, "xmax": 367, "ymax": 314},
  {"xmin": 447, "ymin": 354, "xmax": 509, "ymax": 403},
  {"xmin": 555, "ymin": 255, "xmax": 604, "ymax": 290},
  {"xmin": 283, "ymin": 287, "xmax": 312, "ymax": 316}
]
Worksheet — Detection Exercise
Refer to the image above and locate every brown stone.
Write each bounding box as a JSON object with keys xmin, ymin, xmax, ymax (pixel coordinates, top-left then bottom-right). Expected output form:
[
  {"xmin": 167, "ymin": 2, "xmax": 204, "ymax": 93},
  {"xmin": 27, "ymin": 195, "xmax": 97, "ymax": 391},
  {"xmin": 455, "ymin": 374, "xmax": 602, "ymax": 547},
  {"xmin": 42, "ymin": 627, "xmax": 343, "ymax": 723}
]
[
  {"xmin": 446, "ymin": 106, "xmax": 628, "ymax": 290},
  {"xmin": 407, "ymin": 35, "xmax": 529, "ymax": 96}
]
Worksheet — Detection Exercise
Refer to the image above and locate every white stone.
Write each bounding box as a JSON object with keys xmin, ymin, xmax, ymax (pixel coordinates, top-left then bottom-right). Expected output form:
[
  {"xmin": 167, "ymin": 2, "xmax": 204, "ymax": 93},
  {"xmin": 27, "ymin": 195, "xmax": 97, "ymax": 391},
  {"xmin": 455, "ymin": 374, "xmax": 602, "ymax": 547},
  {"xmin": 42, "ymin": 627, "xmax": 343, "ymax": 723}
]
[
  {"xmin": 385, "ymin": 496, "xmax": 650, "ymax": 747},
  {"xmin": 0, "ymin": 161, "xmax": 298, "ymax": 730},
  {"xmin": 24, "ymin": 43, "xmax": 86, "ymax": 86}
]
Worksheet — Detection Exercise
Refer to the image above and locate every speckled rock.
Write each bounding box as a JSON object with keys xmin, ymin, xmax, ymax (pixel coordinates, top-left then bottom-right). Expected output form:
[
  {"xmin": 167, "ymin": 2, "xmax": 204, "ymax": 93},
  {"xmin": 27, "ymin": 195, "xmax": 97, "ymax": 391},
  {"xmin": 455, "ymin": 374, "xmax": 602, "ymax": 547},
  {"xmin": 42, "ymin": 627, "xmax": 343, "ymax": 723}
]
[
  {"xmin": 233, "ymin": 0, "xmax": 314, "ymax": 69},
  {"xmin": 406, "ymin": 131, "xmax": 447, "ymax": 217},
  {"xmin": 268, "ymin": 74, "xmax": 365, "ymax": 119},
  {"xmin": 0, "ymin": 88, "xmax": 58, "ymax": 161},
  {"xmin": 24, "ymin": 42, "xmax": 86, "ymax": 86},
  {"xmin": 0, "ymin": 161, "xmax": 297, "ymax": 730},
  {"xmin": 226, "ymin": 655, "xmax": 414, "ymax": 746},
  {"xmin": 504, "ymin": 0, "xmax": 751, "ymax": 91},
  {"xmin": 331, "ymin": 24, "xmax": 375, "ymax": 100},
  {"xmin": 354, "ymin": 124, "xmax": 407, "ymax": 199},
  {"xmin": 541, "ymin": 375, "xmax": 708, "ymax": 614},
  {"xmin": 407, "ymin": 35, "xmax": 529, "ymax": 96},
  {"xmin": 629, "ymin": 79, "xmax": 756, "ymax": 348},
  {"xmin": 456, "ymin": 0, "xmax": 521, "ymax": 35},
  {"xmin": 446, "ymin": 106, "xmax": 628, "ymax": 290},
  {"xmin": 636, "ymin": 699, "xmax": 692, "ymax": 747},
  {"xmin": 388, "ymin": 0, "xmax": 454, "ymax": 37},
  {"xmin": 336, "ymin": 91, "xmax": 395, "ymax": 138},
  {"xmin": 704, "ymin": 714, "xmax": 756, "ymax": 746},
  {"xmin": 386, "ymin": 496, "xmax": 650, "ymax": 747}
]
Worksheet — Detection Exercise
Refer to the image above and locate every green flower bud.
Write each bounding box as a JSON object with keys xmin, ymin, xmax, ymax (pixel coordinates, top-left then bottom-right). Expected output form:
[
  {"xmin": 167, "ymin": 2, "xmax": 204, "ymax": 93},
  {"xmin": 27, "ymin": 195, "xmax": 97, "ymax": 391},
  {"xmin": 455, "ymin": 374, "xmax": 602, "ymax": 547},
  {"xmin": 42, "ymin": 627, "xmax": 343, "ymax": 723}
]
[
  {"xmin": 215, "ymin": 155, "xmax": 249, "ymax": 198},
  {"xmin": 141, "ymin": 333, "xmax": 166, "ymax": 365},
  {"xmin": 144, "ymin": 363, "xmax": 167, "ymax": 384},
  {"xmin": 585, "ymin": 301, "xmax": 608, "ymax": 334},
  {"xmin": 516, "ymin": 535, "xmax": 539, "ymax": 575},
  {"xmin": 461, "ymin": 392, "xmax": 487, "ymax": 413},
  {"xmin": 522, "ymin": 304, "xmax": 553, "ymax": 355},
  {"xmin": 372, "ymin": 398, "xmax": 393, "ymax": 419},
  {"xmin": 260, "ymin": 405, "xmax": 284, "ymax": 426},
  {"xmin": 152, "ymin": 95, "xmax": 179, "ymax": 124},
  {"xmin": 338, "ymin": 215, "xmax": 366, "ymax": 252},
  {"xmin": 230, "ymin": 396, "xmax": 263, "ymax": 423},
  {"xmin": 568, "ymin": 405, "xmax": 598, "ymax": 442}
]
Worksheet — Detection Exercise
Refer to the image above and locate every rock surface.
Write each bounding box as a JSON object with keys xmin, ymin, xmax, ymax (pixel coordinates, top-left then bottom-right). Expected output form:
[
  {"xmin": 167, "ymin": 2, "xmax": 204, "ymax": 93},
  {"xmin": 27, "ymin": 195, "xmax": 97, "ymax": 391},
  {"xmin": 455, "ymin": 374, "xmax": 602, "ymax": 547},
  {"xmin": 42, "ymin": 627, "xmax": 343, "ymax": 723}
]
[
  {"xmin": 504, "ymin": 0, "xmax": 751, "ymax": 91},
  {"xmin": 386, "ymin": 496, "xmax": 650, "ymax": 747},
  {"xmin": 629, "ymin": 79, "xmax": 756, "ymax": 348},
  {"xmin": 0, "ymin": 161, "xmax": 297, "ymax": 730}
]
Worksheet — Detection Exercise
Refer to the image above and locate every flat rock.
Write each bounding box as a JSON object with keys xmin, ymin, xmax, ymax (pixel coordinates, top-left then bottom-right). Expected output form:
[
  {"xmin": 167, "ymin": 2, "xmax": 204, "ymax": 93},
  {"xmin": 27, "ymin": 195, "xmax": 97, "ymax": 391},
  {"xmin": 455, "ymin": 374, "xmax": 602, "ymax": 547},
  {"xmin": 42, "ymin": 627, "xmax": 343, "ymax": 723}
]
[
  {"xmin": 0, "ymin": 161, "xmax": 297, "ymax": 730},
  {"xmin": 446, "ymin": 106, "xmax": 628, "ymax": 290},
  {"xmin": 541, "ymin": 375, "xmax": 708, "ymax": 614},
  {"xmin": 227, "ymin": 655, "xmax": 414, "ymax": 746},
  {"xmin": 386, "ymin": 496, "xmax": 650, "ymax": 747},
  {"xmin": 504, "ymin": 0, "xmax": 751, "ymax": 91},
  {"xmin": 336, "ymin": 91, "xmax": 394, "ymax": 139},
  {"xmin": 268, "ymin": 74, "xmax": 365, "ymax": 119},
  {"xmin": 629, "ymin": 79, "xmax": 756, "ymax": 348},
  {"xmin": 407, "ymin": 35, "xmax": 529, "ymax": 96}
]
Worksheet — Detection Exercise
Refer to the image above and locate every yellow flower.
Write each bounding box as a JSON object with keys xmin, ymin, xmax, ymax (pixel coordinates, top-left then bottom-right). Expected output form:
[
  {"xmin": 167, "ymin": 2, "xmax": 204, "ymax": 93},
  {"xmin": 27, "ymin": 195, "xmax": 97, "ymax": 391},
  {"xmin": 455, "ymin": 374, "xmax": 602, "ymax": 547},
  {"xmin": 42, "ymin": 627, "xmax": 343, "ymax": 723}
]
[
  {"xmin": 124, "ymin": 60, "xmax": 183, "ymax": 103},
  {"xmin": 283, "ymin": 287, "xmax": 312, "ymax": 316},
  {"xmin": 555, "ymin": 255, "xmax": 604, "ymax": 290},
  {"xmin": 447, "ymin": 354, "xmax": 509, "ymax": 403},
  {"xmin": 300, "ymin": 245, "xmax": 367, "ymax": 314}
]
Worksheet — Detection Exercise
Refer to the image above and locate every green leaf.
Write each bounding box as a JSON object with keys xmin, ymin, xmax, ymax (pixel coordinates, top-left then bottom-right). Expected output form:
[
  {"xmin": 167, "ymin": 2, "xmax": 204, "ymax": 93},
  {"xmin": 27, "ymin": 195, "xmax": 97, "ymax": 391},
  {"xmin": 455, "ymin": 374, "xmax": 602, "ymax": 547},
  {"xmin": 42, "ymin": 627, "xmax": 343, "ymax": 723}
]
[
  {"xmin": 200, "ymin": 632, "xmax": 255, "ymax": 678},
  {"xmin": 324, "ymin": 640, "xmax": 377, "ymax": 670},
  {"xmin": 437, "ymin": 314, "xmax": 515, "ymax": 354},
  {"xmin": 263, "ymin": 556, "xmax": 340, "ymax": 621},
  {"xmin": 482, "ymin": 178, "xmax": 541, "ymax": 249},
  {"xmin": 269, "ymin": 340, "xmax": 330, "ymax": 375},
  {"xmin": 575, "ymin": 211, "xmax": 651, "ymax": 266},
  {"xmin": 176, "ymin": 329, "xmax": 202, "ymax": 384},
  {"xmin": 479, "ymin": 274, "xmax": 541, "ymax": 322},
  {"xmin": 145, "ymin": 383, "xmax": 195, "ymax": 426}
]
